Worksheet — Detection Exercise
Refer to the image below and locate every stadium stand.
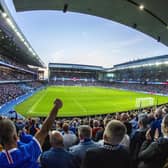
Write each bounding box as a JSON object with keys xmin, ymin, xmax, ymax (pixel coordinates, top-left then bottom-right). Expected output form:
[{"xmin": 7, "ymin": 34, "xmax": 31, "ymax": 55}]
[
  {"xmin": 0, "ymin": 84, "xmax": 25, "ymax": 105},
  {"xmin": 0, "ymin": 82, "xmax": 44, "ymax": 106},
  {"xmin": 0, "ymin": 2, "xmax": 45, "ymax": 118},
  {"xmin": 49, "ymin": 63, "xmax": 103, "ymax": 86},
  {"xmin": 1, "ymin": 1, "xmax": 168, "ymax": 168},
  {"xmin": 109, "ymin": 55, "xmax": 168, "ymax": 83},
  {"xmin": 111, "ymin": 83, "xmax": 168, "ymax": 95}
]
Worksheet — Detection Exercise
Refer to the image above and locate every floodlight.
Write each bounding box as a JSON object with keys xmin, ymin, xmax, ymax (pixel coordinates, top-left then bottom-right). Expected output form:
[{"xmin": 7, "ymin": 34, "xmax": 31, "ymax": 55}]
[
  {"xmin": 139, "ymin": 5, "xmax": 144, "ymax": 10},
  {"xmin": 2, "ymin": 12, "xmax": 7, "ymax": 18},
  {"xmin": 155, "ymin": 62, "xmax": 161, "ymax": 66}
]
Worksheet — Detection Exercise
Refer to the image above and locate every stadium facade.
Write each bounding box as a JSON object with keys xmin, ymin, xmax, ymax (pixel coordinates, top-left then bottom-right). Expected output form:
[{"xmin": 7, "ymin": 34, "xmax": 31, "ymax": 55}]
[{"xmin": 49, "ymin": 55, "xmax": 168, "ymax": 85}]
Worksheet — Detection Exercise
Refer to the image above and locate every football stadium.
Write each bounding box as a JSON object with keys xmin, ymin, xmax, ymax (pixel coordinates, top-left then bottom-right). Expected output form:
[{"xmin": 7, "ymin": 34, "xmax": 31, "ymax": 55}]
[{"xmin": 1, "ymin": 0, "xmax": 168, "ymax": 168}]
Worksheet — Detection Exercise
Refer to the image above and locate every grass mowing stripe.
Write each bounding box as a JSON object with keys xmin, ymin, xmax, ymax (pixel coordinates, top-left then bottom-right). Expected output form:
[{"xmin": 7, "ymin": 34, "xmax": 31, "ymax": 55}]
[
  {"xmin": 72, "ymin": 98, "xmax": 87, "ymax": 113},
  {"xmin": 64, "ymin": 86, "xmax": 88, "ymax": 114},
  {"xmin": 27, "ymin": 89, "xmax": 47, "ymax": 114}
]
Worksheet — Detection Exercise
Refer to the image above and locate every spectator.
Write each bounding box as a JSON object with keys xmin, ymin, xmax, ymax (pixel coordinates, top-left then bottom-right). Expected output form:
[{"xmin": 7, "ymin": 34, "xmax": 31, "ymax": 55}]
[
  {"xmin": 95, "ymin": 117, "xmax": 111, "ymax": 141},
  {"xmin": 0, "ymin": 144, "xmax": 2, "ymax": 152},
  {"xmin": 92, "ymin": 120, "xmax": 101, "ymax": 140},
  {"xmin": 150, "ymin": 107, "xmax": 163, "ymax": 140},
  {"xmin": 97, "ymin": 119, "xmax": 130, "ymax": 149},
  {"xmin": 130, "ymin": 114, "xmax": 148, "ymax": 168},
  {"xmin": 120, "ymin": 113, "xmax": 132, "ymax": 136},
  {"xmin": 70, "ymin": 125, "xmax": 99, "ymax": 165},
  {"xmin": 29, "ymin": 119, "xmax": 38, "ymax": 136},
  {"xmin": 40, "ymin": 131, "xmax": 77, "ymax": 168},
  {"xmin": 120, "ymin": 133, "xmax": 130, "ymax": 149},
  {"xmin": 138, "ymin": 114, "xmax": 168, "ymax": 168},
  {"xmin": 81, "ymin": 120, "xmax": 130, "ymax": 168},
  {"xmin": 62, "ymin": 123, "xmax": 77, "ymax": 149},
  {"xmin": 0, "ymin": 99, "xmax": 62, "ymax": 168}
]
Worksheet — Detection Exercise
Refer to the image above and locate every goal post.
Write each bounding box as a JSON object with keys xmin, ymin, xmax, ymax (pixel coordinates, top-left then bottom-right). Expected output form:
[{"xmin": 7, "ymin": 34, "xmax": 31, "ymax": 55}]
[{"xmin": 135, "ymin": 97, "xmax": 155, "ymax": 109}]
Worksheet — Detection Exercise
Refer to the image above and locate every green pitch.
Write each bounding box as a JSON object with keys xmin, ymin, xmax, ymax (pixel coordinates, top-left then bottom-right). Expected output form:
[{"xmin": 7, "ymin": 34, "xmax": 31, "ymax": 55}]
[{"xmin": 15, "ymin": 86, "xmax": 168, "ymax": 117}]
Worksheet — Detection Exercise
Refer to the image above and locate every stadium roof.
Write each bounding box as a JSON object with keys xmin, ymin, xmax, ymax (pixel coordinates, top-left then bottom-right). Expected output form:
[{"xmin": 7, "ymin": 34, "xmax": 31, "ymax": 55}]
[
  {"xmin": 50, "ymin": 55, "xmax": 168, "ymax": 72},
  {"xmin": 49, "ymin": 63, "xmax": 104, "ymax": 71},
  {"xmin": 112, "ymin": 55, "xmax": 168, "ymax": 70},
  {"xmin": 0, "ymin": 0, "xmax": 44, "ymax": 67},
  {"xmin": 115, "ymin": 55, "xmax": 168, "ymax": 67},
  {"xmin": 13, "ymin": 0, "xmax": 168, "ymax": 47}
]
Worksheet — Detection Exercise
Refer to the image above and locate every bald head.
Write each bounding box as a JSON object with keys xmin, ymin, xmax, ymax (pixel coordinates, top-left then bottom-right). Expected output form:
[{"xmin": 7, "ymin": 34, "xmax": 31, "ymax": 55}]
[{"xmin": 49, "ymin": 131, "xmax": 64, "ymax": 147}]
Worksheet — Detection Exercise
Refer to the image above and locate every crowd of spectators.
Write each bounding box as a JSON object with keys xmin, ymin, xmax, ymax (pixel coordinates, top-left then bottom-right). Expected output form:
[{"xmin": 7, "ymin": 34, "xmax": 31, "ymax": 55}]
[
  {"xmin": 0, "ymin": 54, "xmax": 39, "ymax": 82},
  {"xmin": 50, "ymin": 81, "xmax": 168, "ymax": 95},
  {"xmin": 1, "ymin": 99, "xmax": 168, "ymax": 168},
  {"xmin": 0, "ymin": 67, "xmax": 35, "ymax": 81},
  {"xmin": 111, "ymin": 83, "xmax": 168, "ymax": 95},
  {"xmin": 50, "ymin": 71, "xmax": 97, "ymax": 80},
  {"xmin": 50, "ymin": 80, "xmax": 99, "ymax": 86},
  {"xmin": 0, "ymin": 82, "xmax": 44, "ymax": 106},
  {"xmin": 0, "ymin": 54, "xmax": 37, "ymax": 73},
  {"xmin": 26, "ymin": 81, "xmax": 45, "ymax": 89},
  {"xmin": 0, "ymin": 84, "xmax": 26, "ymax": 106}
]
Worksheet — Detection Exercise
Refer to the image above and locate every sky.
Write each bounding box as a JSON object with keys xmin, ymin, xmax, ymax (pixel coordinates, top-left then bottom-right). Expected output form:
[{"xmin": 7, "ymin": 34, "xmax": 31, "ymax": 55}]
[{"xmin": 4, "ymin": 0, "xmax": 168, "ymax": 68}]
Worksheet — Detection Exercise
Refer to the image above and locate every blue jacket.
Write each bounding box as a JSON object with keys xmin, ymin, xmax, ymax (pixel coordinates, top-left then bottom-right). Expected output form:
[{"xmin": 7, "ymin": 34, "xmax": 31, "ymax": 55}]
[
  {"xmin": 40, "ymin": 147, "xmax": 77, "ymax": 168},
  {"xmin": 150, "ymin": 117, "xmax": 162, "ymax": 138},
  {"xmin": 70, "ymin": 139, "xmax": 100, "ymax": 161}
]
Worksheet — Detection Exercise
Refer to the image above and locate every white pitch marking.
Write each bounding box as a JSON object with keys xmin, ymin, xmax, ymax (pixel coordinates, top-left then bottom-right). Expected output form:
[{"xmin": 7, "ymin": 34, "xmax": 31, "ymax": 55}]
[
  {"xmin": 72, "ymin": 98, "xmax": 87, "ymax": 113},
  {"xmin": 27, "ymin": 90, "xmax": 47, "ymax": 114}
]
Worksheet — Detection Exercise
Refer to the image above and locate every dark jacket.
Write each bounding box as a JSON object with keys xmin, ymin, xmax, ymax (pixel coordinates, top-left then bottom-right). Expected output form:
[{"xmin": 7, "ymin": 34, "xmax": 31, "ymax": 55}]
[
  {"xmin": 130, "ymin": 128, "xmax": 147, "ymax": 168},
  {"xmin": 95, "ymin": 128, "xmax": 104, "ymax": 141},
  {"xmin": 81, "ymin": 143, "xmax": 130, "ymax": 168},
  {"xmin": 138, "ymin": 138, "xmax": 168, "ymax": 168},
  {"xmin": 124, "ymin": 121, "xmax": 132, "ymax": 136},
  {"xmin": 150, "ymin": 118, "xmax": 162, "ymax": 139},
  {"xmin": 40, "ymin": 147, "xmax": 77, "ymax": 168}
]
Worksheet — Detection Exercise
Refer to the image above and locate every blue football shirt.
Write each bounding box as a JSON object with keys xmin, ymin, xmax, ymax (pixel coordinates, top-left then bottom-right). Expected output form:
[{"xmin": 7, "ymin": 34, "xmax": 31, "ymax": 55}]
[{"xmin": 0, "ymin": 137, "xmax": 42, "ymax": 168}]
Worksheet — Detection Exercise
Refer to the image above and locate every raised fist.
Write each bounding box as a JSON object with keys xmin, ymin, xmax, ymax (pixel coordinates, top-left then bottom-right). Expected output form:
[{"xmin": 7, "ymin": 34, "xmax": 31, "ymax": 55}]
[{"xmin": 54, "ymin": 99, "xmax": 63, "ymax": 109}]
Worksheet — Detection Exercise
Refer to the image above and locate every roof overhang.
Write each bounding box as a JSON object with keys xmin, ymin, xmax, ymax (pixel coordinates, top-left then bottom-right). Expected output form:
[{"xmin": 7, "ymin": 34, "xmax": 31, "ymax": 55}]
[
  {"xmin": 49, "ymin": 63, "xmax": 104, "ymax": 71},
  {"xmin": 13, "ymin": 0, "xmax": 168, "ymax": 46},
  {"xmin": 0, "ymin": 0, "xmax": 45, "ymax": 67}
]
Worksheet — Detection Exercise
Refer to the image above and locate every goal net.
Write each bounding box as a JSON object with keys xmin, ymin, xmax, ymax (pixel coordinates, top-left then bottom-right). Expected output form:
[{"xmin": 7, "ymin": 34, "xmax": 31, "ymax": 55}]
[{"xmin": 136, "ymin": 97, "xmax": 155, "ymax": 108}]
